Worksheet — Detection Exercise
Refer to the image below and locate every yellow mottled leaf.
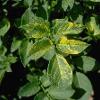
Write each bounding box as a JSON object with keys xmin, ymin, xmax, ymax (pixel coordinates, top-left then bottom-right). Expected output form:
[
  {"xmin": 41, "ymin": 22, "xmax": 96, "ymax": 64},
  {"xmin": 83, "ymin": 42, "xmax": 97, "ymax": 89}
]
[
  {"xmin": 57, "ymin": 36, "xmax": 89, "ymax": 55},
  {"xmin": 48, "ymin": 54, "xmax": 73, "ymax": 88}
]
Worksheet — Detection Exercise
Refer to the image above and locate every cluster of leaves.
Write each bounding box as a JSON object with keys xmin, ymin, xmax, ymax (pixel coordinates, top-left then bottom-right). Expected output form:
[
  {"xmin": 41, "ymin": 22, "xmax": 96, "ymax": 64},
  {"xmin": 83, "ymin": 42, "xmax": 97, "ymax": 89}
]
[{"xmin": 0, "ymin": 0, "xmax": 100, "ymax": 100}]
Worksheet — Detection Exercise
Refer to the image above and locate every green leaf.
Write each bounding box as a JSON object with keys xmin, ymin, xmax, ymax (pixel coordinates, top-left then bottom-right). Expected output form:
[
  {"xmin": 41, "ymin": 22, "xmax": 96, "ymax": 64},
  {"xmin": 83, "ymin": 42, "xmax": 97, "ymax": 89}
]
[
  {"xmin": 48, "ymin": 54, "xmax": 73, "ymax": 88},
  {"xmin": 43, "ymin": 45, "xmax": 55, "ymax": 60},
  {"xmin": 34, "ymin": 92, "xmax": 49, "ymax": 100},
  {"xmin": 18, "ymin": 80, "xmax": 40, "ymax": 97},
  {"xmin": 51, "ymin": 0, "xmax": 58, "ymax": 8},
  {"xmin": 28, "ymin": 38, "xmax": 52, "ymax": 61},
  {"xmin": 19, "ymin": 39, "xmax": 32, "ymax": 66},
  {"xmin": 57, "ymin": 36, "xmax": 89, "ymax": 55},
  {"xmin": 24, "ymin": 0, "xmax": 33, "ymax": 7},
  {"xmin": 86, "ymin": 16, "xmax": 100, "ymax": 39},
  {"xmin": 0, "ymin": 45, "xmax": 7, "ymax": 56},
  {"xmin": 11, "ymin": 37, "xmax": 22, "ymax": 52},
  {"xmin": 0, "ymin": 55, "xmax": 16, "ymax": 72},
  {"xmin": 0, "ymin": 19, "xmax": 10, "ymax": 36},
  {"xmin": 73, "ymin": 72, "xmax": 92, "ymax": 93},
  {"xmin": 0, "ymin": 70, "xmax": 5, "ymax": 84},
  {"xmin": 40, "ymin": 73, "xmax": 51, "ymax": 88},
  {"xmin": 21, "ymin": 8, "xmax": 34, "ymax": 25},
  {"xmin": 20, "ymin": 16, "xmax": 50, "ymax": 38},
  {"xmin": 52, "ymin": 19, "xmax": 84, "ymax": 35},
  {"xmin": 73, "ymin": 56, "xmax": 98, "ymax": 72},
  {"xmin": 6, "ymin": 55, "xmax": 17, "ymax": 64},
  {"xmin": 79, "ymin": 92, "xmax": 91, "ymax": 100},
  {"xmin": 19, "ymin": 38, "xmax": 52, "ymax": 66},
  {"xmin": 62, "ymin": 0, "xmax": 74, "ymax": 11},
  {"xmin": 84, "ymin": 0, "xmax": 100, "ymax": 2},
  {"xmin": 0, "ymin": 55, "xmax": 16, "ymax": 83},
  {"xmin": 27, "ymin": 74, "xmax": 39, "ymax": 83},
  {"xmin": 48, "ymin": 86, "xmax": 75, "ymax": 99}
]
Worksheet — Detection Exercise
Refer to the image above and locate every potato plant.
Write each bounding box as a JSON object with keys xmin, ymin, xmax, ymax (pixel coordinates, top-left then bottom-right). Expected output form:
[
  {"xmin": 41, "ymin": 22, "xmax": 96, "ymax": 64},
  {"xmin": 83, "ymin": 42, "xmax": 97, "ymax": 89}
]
[{"xmin": 0, "ymin": 0, "xmax": 100, "ymax": 100}]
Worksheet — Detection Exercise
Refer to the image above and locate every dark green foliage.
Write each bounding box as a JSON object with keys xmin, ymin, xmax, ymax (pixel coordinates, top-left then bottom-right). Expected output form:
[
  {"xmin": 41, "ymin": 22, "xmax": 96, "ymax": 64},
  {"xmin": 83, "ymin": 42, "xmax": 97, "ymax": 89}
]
[{"xmin": 0, "ymin": 0, "xmax": 100, "ymax": 100}]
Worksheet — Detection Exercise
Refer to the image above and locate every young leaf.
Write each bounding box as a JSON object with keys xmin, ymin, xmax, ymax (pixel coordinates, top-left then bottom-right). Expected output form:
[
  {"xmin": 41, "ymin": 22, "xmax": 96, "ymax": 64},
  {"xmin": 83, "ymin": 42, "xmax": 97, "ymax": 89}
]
[
  {"xmin": 20, "ymin": 16, "xmax": 50, "ymax": 38},
  {"xmin": 0, "ymin": 19, "xmax": 10, "ymax": 36},
  {"xmin": 62, "ymin": 0, "xmax": 74, "ymax": 11},
  {"xmin": 48, "ymin": 54, "xmax": 73, "ymax": 88},
  {"xmin": 28, "ymin": 38, "xmax": 52, "ymax": 61},
  {"xmin": 86, "ymin": 16, "xmax": 100, "ymax": 39},
  {"xmin": 52, "ymin": 19, "xmax": 84, "ymax": 35},
  {"xmin": 57, "ymin": 36, "xmax": 89, "ymax": 55},
  {"xmin": 18, "ymin": 81, "xmax": 40, "ymax": 97},
  {"xmin": 48, "ymin": 86, "xmax": 75, "ymax": 99},
  {"xmin": 21, "ymin": 8, "xmax": 34, "ymax": 25},
  {"xmin": 73, "ymin": 72, "xmax": 92, "ymax": 93},
  {"xmin": 11, "ymin": 37, "xmax": 22, "ymax": 52}
]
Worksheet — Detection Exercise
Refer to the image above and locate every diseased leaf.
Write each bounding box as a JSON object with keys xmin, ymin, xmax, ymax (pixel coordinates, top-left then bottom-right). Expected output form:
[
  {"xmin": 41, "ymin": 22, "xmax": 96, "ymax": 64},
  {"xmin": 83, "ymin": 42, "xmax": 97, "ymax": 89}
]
[
  {"xmin": 0, "ymin": 19, "xmax": 10, "ymax": 36},
  {"xmin": 28, "ymin": 38, "xmax": 52, "ymax": 61},
  {"xmin": 48, "ymin": 86, "xmax": 75, "ymax": 99},
  {"xmin": 52, "ymin": 19, "xmax": 84, "ymax": 35},
  {"xmin": 20, "ymin": 16, "xmax": 50, "ymax": 38},
  {"xmin": 48, "ymin": 54, "xmax": 73, "ymax": 88},
  {"xmin": 62, "ymin": 0, "xmax": 74, "ymax": 11},
  {"xmin": 19, "ymin": 38, "xmax": 52, "ymax": 66},
  {"xmin": 57, "ymin": 36, "xmax": 89, "ymax": 55},
  {"xmin": 18, "ymin": 81, "xmax": 40, "ymax": 97}
]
